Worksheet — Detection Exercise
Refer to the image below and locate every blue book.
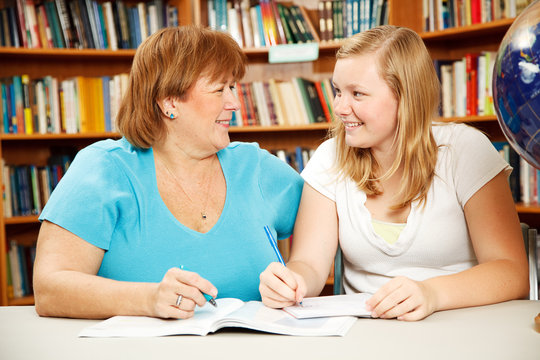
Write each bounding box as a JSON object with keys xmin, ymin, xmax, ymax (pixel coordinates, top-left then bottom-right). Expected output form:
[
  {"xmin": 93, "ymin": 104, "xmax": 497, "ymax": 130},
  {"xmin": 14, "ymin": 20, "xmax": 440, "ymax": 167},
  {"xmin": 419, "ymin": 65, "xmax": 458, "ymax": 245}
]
[
  {"xmin": 131, "ymin": 7, "xmax": 141, "ymax": 47},
  {"xmin": 96, "ymin": 2, "xmax": 108, "ymax": 49},
  {"xmin": 17, "ymin": 166, "xmax": 32, "ymax": 216},
  {"xmin": 255, "ymin": 5, "xmax": 266, "ymax": 46},
  {"xmin": 215, "ymin": 0, "xmax": 227, "ymax": 31},
  {"xmin": 1, "ymin": 83, "xmax": 9, "ymax": 134},
  {"xmin": 9, "ymin": 82, "xmax": 16, "ymax": 133},
  {"xmin": 125, "ymin": 6, "xmax": 137, "ymax": 48}
]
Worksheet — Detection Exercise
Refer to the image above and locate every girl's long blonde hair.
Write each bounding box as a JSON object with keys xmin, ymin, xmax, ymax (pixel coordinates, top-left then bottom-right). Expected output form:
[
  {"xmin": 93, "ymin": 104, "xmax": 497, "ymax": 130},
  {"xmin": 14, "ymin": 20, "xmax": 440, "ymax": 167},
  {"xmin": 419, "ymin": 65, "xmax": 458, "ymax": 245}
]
[{"xmin": 331, "ymin": 25, "xmax": 440, "ymax": 209}]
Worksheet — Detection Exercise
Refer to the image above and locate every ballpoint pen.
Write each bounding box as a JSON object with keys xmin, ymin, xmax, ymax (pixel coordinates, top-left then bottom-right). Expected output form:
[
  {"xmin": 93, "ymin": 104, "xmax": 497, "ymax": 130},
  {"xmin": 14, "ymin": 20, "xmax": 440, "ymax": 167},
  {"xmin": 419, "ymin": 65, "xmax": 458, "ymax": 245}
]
[
  {"xmin": 264, "ymin": 225, "xmax": 285, "ymax": 266},
  {"xmin": 179, "ymin": 265, "xmax": 217, "ymax": 307},
  {"xmin": 264, "ymin": 225, "xmax": 302, "ymax": 306}
]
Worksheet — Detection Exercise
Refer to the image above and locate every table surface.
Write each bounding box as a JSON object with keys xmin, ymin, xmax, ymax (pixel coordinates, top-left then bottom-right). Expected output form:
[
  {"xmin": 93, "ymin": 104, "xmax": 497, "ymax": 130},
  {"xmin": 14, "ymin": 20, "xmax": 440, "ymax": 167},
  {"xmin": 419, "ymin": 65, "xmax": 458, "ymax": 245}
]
[{"xmin": 1, "ymin": 300, "xmax": 539, "ymax": 360}]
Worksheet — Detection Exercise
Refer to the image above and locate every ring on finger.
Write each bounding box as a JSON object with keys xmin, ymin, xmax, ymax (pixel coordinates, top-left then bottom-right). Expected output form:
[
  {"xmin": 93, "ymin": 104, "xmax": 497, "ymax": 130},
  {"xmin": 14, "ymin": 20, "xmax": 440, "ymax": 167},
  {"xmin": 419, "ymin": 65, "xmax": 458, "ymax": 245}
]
[{"xmin": 176, "ymin": 294, "xmax": 183, "ymax": 307}]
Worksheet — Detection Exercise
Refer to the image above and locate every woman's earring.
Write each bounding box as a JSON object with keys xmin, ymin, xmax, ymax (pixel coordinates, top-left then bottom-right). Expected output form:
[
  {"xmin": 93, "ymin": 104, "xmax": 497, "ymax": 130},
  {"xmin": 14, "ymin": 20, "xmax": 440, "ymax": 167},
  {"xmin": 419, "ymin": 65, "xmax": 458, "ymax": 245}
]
[
  {"xmin": 170, "ymin": 113, "xmax": 175, "ymax": 119},
  {"xmin": 165, "ymin": 111, "xmax": 175, "ymax": 119}
]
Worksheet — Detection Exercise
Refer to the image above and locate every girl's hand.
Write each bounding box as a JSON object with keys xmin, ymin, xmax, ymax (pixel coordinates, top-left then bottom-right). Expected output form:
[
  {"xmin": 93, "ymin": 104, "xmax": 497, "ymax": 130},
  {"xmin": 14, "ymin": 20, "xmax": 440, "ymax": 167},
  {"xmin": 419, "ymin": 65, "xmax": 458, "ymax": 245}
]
[
  {"xmin": 153, "ymin": 267, "xmax": 218, "ymax": 319},
  {"xmin": 365, "ymin": 276, "xmax": 438, "ymax": 321},
  {"xmin": 259, "ymin": 262, "xmax": 307, "ymax": 308}
]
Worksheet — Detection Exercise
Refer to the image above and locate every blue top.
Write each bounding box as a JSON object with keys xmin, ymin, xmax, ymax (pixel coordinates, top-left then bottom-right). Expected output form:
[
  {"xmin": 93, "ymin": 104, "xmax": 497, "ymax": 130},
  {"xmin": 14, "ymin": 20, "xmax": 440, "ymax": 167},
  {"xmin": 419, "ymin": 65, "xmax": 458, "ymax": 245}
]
[{"xmin": 39, "ymin": 138, "xmax": 304, "ymax": 301}]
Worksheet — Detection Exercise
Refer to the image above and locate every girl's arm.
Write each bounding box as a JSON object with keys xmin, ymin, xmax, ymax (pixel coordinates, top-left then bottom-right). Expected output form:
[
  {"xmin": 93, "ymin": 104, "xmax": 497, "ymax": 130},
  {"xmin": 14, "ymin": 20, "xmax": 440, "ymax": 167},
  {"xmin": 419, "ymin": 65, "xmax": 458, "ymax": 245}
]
[{"xmin": 260, "ymin": 184, "xmax": 339, "ymax": 308}]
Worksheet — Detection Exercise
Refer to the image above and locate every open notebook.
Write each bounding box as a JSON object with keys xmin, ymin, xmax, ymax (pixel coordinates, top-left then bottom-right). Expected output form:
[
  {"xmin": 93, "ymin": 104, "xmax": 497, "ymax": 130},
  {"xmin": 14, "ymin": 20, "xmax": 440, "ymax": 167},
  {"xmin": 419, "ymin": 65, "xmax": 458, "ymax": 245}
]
[{"xmin": 78, "ymin": 298, "xmax": 357, "ymax": 337}]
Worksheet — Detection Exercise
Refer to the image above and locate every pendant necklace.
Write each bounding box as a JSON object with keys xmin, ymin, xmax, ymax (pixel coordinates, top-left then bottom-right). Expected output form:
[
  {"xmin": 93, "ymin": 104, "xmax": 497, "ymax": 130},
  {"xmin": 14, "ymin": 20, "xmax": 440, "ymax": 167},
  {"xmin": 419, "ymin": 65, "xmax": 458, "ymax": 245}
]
[{"xmin": 158, "ymin": 155, "xmax": 215, "ymax": 221}]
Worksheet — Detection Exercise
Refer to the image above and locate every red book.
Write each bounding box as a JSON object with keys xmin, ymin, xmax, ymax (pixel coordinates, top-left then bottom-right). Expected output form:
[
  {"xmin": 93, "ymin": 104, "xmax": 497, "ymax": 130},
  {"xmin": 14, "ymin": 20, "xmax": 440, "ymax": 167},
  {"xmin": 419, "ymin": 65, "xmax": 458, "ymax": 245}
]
[
  {"xmin": 244, "ymin": 83, "xmax": 259, "ymax": 125},
  {"xmin": 259, "ymin": 0, "xmax": 277, "ymax": 46},
  {"xmin": 470, "ymin": 0, "xmax": 481, "ymax": 24},
  {"xmin": 236, "ymin": 85, "xmax": 249, "ymax": 126},
  {"xmin": 314, "ymin": 80, "xmax": 332, "ymax": 122},
  {"xmin": 465, "ymin": 53, "xmax": 478, "ymax": 116},
  {"xmin": 269, "ymin": 0, "xmax": 286, "ymax": 44}
]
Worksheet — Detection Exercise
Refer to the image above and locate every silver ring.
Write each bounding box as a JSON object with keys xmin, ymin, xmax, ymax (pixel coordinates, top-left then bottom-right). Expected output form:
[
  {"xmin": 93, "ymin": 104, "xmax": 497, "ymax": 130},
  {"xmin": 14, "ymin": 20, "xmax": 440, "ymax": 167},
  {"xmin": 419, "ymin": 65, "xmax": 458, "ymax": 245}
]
[{"xmin": 175, "ymin": 295, "xmax": 183, "ymax": 307}]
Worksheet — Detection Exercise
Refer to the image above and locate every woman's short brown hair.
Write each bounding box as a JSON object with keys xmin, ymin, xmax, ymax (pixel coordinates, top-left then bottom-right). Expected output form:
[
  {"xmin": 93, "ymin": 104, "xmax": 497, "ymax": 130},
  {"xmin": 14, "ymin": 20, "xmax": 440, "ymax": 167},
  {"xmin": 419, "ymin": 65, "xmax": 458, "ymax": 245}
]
[{"xmin": 116, "ymin": 25, "xmax": 247, "ymax": 148}]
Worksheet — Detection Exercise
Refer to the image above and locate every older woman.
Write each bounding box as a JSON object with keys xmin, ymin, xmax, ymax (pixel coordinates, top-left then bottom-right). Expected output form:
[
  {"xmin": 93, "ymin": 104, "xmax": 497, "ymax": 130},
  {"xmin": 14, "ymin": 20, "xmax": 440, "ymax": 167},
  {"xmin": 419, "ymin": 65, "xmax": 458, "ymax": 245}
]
[{"xmin": 33, "ymin": 26, "xmax": 303, "ymax": 319}]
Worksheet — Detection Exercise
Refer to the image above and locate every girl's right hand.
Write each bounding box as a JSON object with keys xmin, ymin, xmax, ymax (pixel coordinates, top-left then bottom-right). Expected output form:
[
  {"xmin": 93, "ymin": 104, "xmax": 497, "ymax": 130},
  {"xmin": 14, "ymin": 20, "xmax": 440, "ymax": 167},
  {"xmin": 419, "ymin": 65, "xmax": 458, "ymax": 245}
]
[
  {"xmin": 153, "ymin": 267, "xmax": 218, "ymax": 319},
  {"xmin": 259, "ymin": 262, "xmax": 307, "ymax": 308}
]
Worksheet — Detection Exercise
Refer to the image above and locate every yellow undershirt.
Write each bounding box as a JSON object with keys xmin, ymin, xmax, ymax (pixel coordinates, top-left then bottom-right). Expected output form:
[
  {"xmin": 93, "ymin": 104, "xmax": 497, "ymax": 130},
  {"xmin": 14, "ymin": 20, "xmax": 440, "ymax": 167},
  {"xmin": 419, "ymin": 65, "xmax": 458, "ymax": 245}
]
[{"xmin": 371, "ymin": 219, "xmax": 406, "ymax": 245}]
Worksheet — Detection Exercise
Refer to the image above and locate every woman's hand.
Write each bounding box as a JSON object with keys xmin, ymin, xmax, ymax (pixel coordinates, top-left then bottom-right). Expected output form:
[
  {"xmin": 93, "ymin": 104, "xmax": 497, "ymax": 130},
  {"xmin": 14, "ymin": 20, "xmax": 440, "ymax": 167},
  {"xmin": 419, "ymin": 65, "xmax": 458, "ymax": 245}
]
[
  {"xmin": 153, "ymin": 267, "xmax": 218, "ymax": 319},
  {"xmin": 365, "ymin": 276, "xmax": 438, "ymax": 321},
  {"xmin": 259, "ymin": 262, "xmax": 307, "ymax": 308}
]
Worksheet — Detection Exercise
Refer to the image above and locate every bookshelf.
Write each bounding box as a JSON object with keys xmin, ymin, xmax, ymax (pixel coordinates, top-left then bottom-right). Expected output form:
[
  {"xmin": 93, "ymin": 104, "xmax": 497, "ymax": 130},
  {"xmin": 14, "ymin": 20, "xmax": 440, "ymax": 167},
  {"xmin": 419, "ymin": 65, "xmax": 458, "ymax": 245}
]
[{"xmin": 0, "ymin": 0, "xmax": 538, "ymax": 306}]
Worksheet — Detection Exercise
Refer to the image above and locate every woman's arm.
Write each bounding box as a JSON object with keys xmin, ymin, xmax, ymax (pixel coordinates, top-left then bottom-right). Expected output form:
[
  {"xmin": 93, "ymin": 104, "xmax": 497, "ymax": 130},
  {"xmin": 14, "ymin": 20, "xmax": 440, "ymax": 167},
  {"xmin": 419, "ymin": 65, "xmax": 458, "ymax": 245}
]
[
  {"xmin": 260, "ymin": 184, "xmax": 339, "ymax": 307},
  {"xmin": 33, "ymin": 221, "xmax": 216, "ymax": 319},
  {"xmin": 366, "ymin": 170, "xmax": 529, "ymax": 320}
]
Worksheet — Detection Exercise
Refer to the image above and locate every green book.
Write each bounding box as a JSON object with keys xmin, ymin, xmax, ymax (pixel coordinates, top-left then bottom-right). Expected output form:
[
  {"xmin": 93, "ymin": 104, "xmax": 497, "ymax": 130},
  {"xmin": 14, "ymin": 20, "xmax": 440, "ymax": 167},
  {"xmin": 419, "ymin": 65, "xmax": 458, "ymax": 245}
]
[{"xmin": 277, "ymin": 4, "xmax": 294, "ymax": 44}]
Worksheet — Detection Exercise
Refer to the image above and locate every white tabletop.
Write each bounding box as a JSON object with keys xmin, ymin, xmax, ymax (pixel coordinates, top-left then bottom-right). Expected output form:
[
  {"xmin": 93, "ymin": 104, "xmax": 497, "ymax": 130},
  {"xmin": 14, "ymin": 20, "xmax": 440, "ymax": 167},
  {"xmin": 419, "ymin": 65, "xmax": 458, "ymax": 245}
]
[{"xmin": 1, "ymin": 300, "xmax": 539, "ymax": 360}]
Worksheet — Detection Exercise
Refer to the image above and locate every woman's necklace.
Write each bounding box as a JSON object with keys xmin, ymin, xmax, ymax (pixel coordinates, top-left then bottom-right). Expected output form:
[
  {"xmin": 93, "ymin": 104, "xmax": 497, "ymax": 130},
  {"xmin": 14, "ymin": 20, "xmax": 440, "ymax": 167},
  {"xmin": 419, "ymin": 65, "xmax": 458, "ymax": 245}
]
[{"xmin": 158, "ymin": 155, "xmax": 215, "ymax": 221}]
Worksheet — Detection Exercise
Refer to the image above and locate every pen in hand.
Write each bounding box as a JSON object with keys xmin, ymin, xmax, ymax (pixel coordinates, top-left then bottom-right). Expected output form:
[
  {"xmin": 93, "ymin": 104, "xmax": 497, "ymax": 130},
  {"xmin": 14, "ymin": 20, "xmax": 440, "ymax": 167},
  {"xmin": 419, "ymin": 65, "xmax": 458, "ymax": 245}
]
[
  {"xmin": 264, "ymin": 225, "xmax": 302, "ymax": 306},
  {"xmin": 179, "ymin": 265, "xmax": 218, "ymax": 307},
  {"xmin": 264, "ymin": 225, "xmax": 285, "ymax": 266}
]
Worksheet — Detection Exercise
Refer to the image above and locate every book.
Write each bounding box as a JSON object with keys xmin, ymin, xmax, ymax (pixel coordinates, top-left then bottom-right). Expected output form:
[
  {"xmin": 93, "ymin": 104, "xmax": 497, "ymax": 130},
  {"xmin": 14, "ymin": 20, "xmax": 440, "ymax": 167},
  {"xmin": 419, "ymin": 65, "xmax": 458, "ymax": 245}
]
[
  {"xmin": 15, "ymin": 0, "xmax": 29, "ymax": 48},
  {"xmin": 54, "ymin": 0, "xmax": 78, "ymax": 48},
  {"xmin": 284, "ymin": 293, "xmax": 371, "ymax": 319},
  {"xmin": 78, "ymin": 298, "xmax": 357, "ymax": 337},
  {"xmin": 24, "ymin": 0, "xmax": 41, "ymax": 48},
  {"xmin": 21, "ymin": 74, "xmax": 33, "ymax": 134},
  {"xmin": 44, "ymin": 1, "xmax": 65, "ymax": 48}
]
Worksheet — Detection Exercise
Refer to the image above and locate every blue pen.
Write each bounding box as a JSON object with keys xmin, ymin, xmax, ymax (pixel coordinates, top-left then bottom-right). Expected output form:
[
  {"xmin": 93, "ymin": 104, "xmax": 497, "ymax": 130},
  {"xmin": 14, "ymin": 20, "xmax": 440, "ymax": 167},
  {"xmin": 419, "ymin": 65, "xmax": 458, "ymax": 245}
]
[
  {"xmin": 179, "ymin": 265, "xmax": 217, "ymax": 307},
  {"xmin": 264, "ymin": 225, "xmax": 285, "ymax": 266},
  {"xmin": 264, "ymin": 226, "xmax": 302, "ymax": 306}
]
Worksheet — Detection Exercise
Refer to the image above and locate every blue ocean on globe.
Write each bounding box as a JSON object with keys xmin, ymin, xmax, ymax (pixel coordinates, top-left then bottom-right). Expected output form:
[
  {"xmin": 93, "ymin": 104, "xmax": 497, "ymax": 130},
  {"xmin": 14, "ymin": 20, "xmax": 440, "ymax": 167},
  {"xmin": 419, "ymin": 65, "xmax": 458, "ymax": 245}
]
[{"xmin": 493, "ymin": 0, "xmax": 540, "ymax": 169}]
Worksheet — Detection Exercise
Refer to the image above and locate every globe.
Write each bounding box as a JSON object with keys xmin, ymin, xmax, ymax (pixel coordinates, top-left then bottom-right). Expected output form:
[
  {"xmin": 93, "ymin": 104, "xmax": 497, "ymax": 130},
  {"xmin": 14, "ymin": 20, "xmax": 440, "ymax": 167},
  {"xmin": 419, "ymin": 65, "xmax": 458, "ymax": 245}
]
[{"xmin": 493, "ymin": 0, "xmax": 540, "ymax": 169}]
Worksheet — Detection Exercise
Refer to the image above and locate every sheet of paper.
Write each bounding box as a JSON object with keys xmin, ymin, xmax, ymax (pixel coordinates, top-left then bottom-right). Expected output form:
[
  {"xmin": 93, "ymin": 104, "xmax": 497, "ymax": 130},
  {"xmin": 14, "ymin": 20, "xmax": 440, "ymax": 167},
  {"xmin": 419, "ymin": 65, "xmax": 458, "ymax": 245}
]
[{"xmin": 283, "ymin": 293, "xmax": 372, "ymax": 319}]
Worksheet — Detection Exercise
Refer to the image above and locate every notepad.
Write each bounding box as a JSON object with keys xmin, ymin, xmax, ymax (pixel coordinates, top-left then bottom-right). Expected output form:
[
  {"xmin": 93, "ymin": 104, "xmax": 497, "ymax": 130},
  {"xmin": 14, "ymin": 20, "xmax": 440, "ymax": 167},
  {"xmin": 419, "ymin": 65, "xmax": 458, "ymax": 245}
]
[
  {"xmin": 283, "ymin": 293, "xmax": 372, "ymax": 319},
  {"xmin": 78, "ymin": 298, "xmax": 356, "ymax": 337}
]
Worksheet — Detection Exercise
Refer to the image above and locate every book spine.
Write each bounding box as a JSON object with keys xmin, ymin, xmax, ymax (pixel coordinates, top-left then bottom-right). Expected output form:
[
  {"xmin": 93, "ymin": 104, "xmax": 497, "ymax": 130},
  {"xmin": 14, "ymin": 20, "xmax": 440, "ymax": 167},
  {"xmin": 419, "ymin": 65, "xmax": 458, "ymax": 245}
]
[
  {"xmin": 24, "ymin": 0, "xmax": 41, "ymax": 48},
  {"xmin": 314, "ymin": 80, "xmax": 332, "ymax": 122},
  {"xmin": 21, "ymin": 74, "xmax": 33, "ymax": 134},
  {"xmin": 56, "ymin": 0, "xmax": 79, "ymax": 48},
  {"xmin": 36, "ymin": 4, "xmax": 54, "ymax": 48},
  {"xmin": 15, "ymin": 0, "xmax": 29, "ymax": 47}
]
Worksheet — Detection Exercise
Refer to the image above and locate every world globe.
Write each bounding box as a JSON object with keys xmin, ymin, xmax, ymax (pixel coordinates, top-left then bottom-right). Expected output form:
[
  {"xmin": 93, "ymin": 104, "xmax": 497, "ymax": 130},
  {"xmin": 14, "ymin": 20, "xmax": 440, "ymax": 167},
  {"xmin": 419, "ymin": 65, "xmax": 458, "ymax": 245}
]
[{"xmin": 493, "ymin": 0, "xmax": 540, "ymax": 169}]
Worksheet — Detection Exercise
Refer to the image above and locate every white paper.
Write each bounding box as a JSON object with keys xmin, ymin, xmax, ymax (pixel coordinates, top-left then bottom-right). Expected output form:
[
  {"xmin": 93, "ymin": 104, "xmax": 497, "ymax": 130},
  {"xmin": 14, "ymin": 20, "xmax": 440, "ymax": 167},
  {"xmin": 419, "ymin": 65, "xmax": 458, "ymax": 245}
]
[{"xmin": 283, "ymin": 293, "xmax": 372, "ymax": 319}]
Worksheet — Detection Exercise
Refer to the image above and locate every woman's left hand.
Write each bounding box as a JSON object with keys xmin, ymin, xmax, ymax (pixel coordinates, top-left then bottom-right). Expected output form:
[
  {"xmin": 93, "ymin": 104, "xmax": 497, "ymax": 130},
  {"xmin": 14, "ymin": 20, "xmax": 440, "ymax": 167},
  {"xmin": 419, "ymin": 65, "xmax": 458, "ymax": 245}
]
[{"xmin": 365, "ymin": 276, "xmax": 438, "ymax": 321}]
